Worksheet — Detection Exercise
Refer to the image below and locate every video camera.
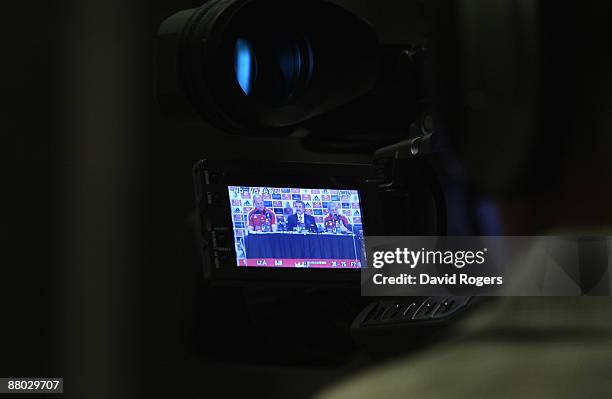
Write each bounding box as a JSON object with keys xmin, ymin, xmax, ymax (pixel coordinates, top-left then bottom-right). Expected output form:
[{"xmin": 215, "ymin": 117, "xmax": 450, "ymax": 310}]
[
  {"xmin": 156, "ymin": 0, "xmax": 502, "ymax": 363},
  {"xmin": 158, "ymin": 0, "xmax": 487, "ymax": 286}
]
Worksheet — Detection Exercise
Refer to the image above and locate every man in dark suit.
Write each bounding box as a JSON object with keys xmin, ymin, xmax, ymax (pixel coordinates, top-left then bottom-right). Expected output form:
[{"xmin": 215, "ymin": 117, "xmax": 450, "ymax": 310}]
[{"xmin": 286, "ymin": 200, "xmax": 318, "ymax": 233}]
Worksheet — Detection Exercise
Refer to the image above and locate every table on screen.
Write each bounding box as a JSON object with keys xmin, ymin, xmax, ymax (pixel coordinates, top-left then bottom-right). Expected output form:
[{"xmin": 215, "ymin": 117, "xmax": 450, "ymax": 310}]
[{"xmin": 244, "ymin": 232, "xmax": 364, "ymax": 265}]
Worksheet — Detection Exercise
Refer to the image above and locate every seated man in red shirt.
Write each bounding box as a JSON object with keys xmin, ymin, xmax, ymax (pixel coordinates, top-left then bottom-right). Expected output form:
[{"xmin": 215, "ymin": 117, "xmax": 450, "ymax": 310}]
[
  {"xmin": 247, "ymin": 194, "xmax": 277, "ymax": 232},
  {"xmin": 323, "ymin": 202, "xmax": 351, "ymax": 233}
]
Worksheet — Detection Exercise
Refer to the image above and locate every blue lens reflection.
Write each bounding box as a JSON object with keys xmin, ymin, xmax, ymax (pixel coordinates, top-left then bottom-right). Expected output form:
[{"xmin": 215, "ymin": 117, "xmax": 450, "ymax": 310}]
[
  {"xmin": 233, "ymin": 36, "xmax": 313, "ymax": 102},
  {"xmin": 234, "ymin": 38, "xmax": 256, "ymax": 95}
]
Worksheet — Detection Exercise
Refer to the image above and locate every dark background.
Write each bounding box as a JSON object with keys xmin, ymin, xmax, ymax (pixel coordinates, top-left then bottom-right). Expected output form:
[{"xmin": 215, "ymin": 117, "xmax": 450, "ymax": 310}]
[{"xmin": 2, "ymin": 0, "xmax": 431, "ymax": 397}]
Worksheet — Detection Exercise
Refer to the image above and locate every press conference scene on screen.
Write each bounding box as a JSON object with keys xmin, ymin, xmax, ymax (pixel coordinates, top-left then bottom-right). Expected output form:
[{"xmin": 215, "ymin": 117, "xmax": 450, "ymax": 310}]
[{"xmin": 228, "ymin": 186, "xmax": 364, "ymax": 268}]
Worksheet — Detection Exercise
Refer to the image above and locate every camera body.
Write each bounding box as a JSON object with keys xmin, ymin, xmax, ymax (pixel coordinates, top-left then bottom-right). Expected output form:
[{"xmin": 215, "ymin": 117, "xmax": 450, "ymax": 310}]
[
  {"xmin": 159, "ymin": 0, "xmax": 491, "ymax": 286},
  {"xmin": 156, "ymin": 0, "xmax": 511, "ymax": 364}
]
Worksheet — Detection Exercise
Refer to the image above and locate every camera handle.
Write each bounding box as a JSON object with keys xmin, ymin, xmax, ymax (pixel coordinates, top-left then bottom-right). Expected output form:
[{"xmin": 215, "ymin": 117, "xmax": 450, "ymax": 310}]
[{"xmin": 353, "ymin": 131, "xmax": 488, "ymax": 358}]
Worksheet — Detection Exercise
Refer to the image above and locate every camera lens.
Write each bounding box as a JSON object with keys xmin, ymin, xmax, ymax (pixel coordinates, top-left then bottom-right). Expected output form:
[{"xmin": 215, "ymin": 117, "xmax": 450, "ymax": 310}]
[
  {"xmin": 159, "ymin": 0, "xmax": 379, "ymax": 133},
  {"xmin": 234, "ymin": 35, "xmax": 313, "ymax": 105},
  {"xmin": 234, "ymin": 38, "xmax": 256, "ymax": 96}
]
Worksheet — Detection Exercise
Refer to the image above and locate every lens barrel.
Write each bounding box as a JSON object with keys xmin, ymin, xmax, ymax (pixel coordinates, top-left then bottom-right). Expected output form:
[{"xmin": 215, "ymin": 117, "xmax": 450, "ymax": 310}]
[{"xmin": 158, "ymin": 0, "xmax": 380, "ymax": 135}]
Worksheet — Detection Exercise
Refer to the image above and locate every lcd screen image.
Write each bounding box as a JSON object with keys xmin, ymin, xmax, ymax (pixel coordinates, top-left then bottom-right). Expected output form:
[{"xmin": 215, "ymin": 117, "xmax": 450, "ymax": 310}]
[{"xmin": 227, "ymin": 186, "xmax": 365, "ymax": 268}]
